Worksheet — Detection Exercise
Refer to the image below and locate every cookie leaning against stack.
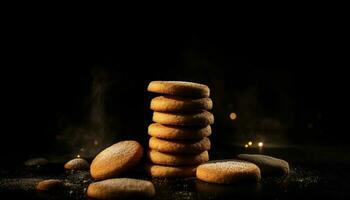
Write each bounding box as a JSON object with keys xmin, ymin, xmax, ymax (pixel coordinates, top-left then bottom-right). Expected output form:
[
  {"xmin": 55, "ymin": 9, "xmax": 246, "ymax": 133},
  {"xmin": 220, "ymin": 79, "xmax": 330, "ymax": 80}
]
[{"xmin": 146, "ymin": 81, "xmax": 214, "ymax": 177}]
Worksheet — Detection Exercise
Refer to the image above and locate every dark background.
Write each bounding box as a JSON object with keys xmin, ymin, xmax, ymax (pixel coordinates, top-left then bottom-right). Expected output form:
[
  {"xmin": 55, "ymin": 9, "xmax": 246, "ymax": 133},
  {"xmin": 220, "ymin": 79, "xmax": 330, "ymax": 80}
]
[{"xmin": 1, "ymin": 19, "xmax": 348, "ymax": 165}]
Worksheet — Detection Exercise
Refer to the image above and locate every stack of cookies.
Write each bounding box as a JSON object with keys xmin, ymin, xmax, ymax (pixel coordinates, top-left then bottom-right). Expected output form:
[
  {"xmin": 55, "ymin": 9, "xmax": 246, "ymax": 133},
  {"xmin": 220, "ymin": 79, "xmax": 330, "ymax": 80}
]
[{"xmin": 145, "ymin": 81, "xmax": 214, "ymax": 177}]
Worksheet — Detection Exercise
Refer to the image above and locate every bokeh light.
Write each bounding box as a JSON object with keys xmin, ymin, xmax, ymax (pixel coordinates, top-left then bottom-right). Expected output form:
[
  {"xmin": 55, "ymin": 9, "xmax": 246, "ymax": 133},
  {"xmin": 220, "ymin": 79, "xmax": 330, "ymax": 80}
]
[{"xmin": 229, "ymin": 112, "xmax": 237, "ymax": 120}]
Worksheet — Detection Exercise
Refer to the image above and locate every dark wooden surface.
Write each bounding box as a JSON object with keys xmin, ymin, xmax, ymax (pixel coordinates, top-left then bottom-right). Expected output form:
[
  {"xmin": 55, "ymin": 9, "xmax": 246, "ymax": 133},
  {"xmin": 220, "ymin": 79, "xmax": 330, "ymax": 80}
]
[{"xmin": 1, "ymin": 146, "xmax": 349, "ymax": 200}]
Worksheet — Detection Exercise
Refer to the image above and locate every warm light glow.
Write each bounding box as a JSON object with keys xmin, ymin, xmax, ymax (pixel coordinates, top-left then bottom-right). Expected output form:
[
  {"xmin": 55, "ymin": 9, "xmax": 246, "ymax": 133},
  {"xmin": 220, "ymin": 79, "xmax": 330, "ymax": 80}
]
[
  {"xmin": 94, "ymin": 140, "xmax": 99, "ymax": 146},
  {"xmin": 244, "ymin": 144, "xmax": 249, "ymax": 148},
  {"xmin": 77, "ymin": 154, "xmax": 80, "ymax": 158},
  {"xmin": 229, "ymin": 112, "xmax": 237, "ymax": 120},
  {"xmin": 248, "ymin": 141, "xmax": 252, "ymax": 146},
  {"xmin": 258, "ymin": 142, "xmax": 263, "ymax": 147}
]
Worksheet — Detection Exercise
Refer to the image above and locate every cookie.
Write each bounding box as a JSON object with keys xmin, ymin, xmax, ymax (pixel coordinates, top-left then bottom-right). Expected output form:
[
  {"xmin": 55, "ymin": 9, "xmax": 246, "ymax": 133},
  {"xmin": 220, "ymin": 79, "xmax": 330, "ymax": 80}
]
[
  {"xmin": 147, "ymin": 150, "xmax": 209, "ymax": 166},
  {"xmin": 36, "ymin": 179, "xmax": 63, "ymax": 191},
  {"xmin": 152, "ymin": 110, "xmax": 214, "ymax": 126},
  {"xmin": 64, "ymin": 158, "xmax": 89, "ymax": 170},
  {"xmin": 149, "ymin": 137, "xmax": 210, "ymax": 154},
  {"xmin": 90, "ymin": 140, "xmax": 143, "ymax": 180},
  {"xmin": 237, "ymin": 154, "xmax": 290, "ymax": 177},
  {"xmin": 87, "ymin": 178, "xmax": 155, "ymax": 199},
  {"xmin": 196, "ymin": 159, "xmax": 261, "ymax": 184},
  {"xmin": 150, "ymin": 95, "xmax": 212, "ymax": 112},
  {"xmin": 145, "ymin": 164, "xmax": 197, "ymax": 177},
  {"xmin": 148, "ymin": 123, "xmax": 211, "ymax": 140},
  {"xmin": 147, "ymin": 81, "xmax": 210, "ymax": 98}
]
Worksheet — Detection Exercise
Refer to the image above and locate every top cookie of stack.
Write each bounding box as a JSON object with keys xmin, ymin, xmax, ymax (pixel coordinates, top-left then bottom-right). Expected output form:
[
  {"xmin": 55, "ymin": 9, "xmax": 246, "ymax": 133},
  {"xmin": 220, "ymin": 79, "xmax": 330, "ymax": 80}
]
[
  {"xmin": 148, "ymin": 81, "xmax": 210, "ymax": 98},
  {"xmin": 146, "ymin": 81, "xmax": 214, "ymax": 178}
]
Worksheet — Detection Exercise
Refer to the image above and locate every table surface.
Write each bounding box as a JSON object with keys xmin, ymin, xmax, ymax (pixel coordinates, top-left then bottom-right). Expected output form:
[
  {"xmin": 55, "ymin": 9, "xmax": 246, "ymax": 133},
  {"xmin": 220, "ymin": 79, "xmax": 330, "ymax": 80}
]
[{"xmin": 1, "ymin": 146, "xmax": 349, "ymax": 200}]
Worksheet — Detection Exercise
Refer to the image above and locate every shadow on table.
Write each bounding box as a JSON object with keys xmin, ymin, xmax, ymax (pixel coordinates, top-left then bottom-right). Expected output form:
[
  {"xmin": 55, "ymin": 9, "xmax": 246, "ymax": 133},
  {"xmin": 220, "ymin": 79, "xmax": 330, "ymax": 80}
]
[{"xmin": 196, "ymin": 180, "xmax": 261, "ymax": 199}]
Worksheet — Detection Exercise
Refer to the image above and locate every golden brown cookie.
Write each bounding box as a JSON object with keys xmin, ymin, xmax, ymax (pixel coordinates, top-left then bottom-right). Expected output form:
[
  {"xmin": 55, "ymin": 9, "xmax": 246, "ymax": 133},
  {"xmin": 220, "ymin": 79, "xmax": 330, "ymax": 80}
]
[
  {"xmin": 150, "ymin": 95, "xmax": 213, "ymax": 112},
  {"xmin": 196, "ymin": 159, "xmax": 261, "ymax": 184},
  {"xmin": 147, "ymin": 81, "xmax": 210, "ymax": 98},
  {"xmin": 36, "ymin": 179, "xmax": 63, "ymax": 191},
  {"xmin": 148, "ymin": 123, "xmax": 212, "ymax": 140},
  {"xmin": 149, "ymin": 137, "xmax": 210, "ymax": 154},
  {"xmin": 152, "ymin": 110, "xmax": 214, "ymax": 126},
  {"xmin": 145, "ymin": 164, "xmax": 197, "ymax": 177},
  {"xmin": 90, "ymin": 140, "xmax": 143, "ymax": 180},
  {"xmin": 87, "ymin": 178, "xmax": 155, "ymax": 199},
  {"xmin": 64, "ymin": 158, "xmax": 89, "ymax": 170},
  {"xmin": 147, "ymin": 150, "xmax": 209, "ymax": 166}
]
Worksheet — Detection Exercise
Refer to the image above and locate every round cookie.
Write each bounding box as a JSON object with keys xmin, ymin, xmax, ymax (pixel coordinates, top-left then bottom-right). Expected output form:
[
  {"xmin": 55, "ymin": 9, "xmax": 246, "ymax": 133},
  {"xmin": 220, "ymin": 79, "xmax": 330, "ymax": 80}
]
[
  {"xmin": 64, "ymin": 158, "xmax": 89, "ymax": 170},
  {"xmin": 145, "ymin": 164, "xmax": 197, "ymax": 177},
  {"xmin": 147, "ymin": 81, "xmax": 210, "ymax": 98},
  {"xmin": 196, "ymin": 159, "xmax": 261, "ymax": 184},
  {"xmin": 147, "ymin": 150, "xmax": 209, "ymax": 166},
  {"xmin": 148, "ymin": 123, "xmax": 211, "ymax": 140},
  {"xmin": 87, "ymin": 178, "xmax": 155, "ymax": 199},
  {"xmin": 90, "ymin": 140, "xmax": 143, "ymax": 180},
  {"xmin": 149, "ymin": 137, "xmax": 210, "ymax": 154},
  {"xmin": 237, "ymin": 154, "xmax": 290, "ymax": 177},
  {"xmin": 36, "ymin": 179, "xmax": 63, "ymax": 191},
  {"xmin": 152, "ymin": 110, "xmax": 214, "ymax": 126},
  {"xmin": 150, "ymin": 95, "xmax": 213, "ymax": 112}
]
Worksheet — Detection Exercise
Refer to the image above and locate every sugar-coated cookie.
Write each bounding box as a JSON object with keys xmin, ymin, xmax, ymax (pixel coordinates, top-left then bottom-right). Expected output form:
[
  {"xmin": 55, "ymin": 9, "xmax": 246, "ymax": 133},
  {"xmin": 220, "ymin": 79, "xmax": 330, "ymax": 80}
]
[
  {"xmin": 148, "ymin": 123, "xmax": 211, "ymax": 140},
  {"xmin": 90, "ymin": 140, "xmax": 143, "ymax": 180},
  {"xmin": 147, "ymin": 81, "xmax": 210, "ymax": 98},
  {"xmin": 87, "ymin": 178, "xmax": 155, "ymax": 199},
  {"xmin": 147, "ymin": 150, "xmax": 209, "ymax": 166},
  {"xmin": 149, "ymin": 137, "xmax": 210, "ymax": 154},
  {"xmin": 152, "ymin": 110, "xmax": 214, "ymax": 126},
  {"xmin": 196, "ymin": 159, "xmax": 261, "ymax": 184},
  {"xmin": 145, "ymin": 164, "xmax": 197, "ymax": 177},
  {"xmin": 150, "ymin": 95, "xmax": 212, "ymax": 112},
  {"xmin": 64, "ymin": 158, "xmax": 89, "ymax": 170}
]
